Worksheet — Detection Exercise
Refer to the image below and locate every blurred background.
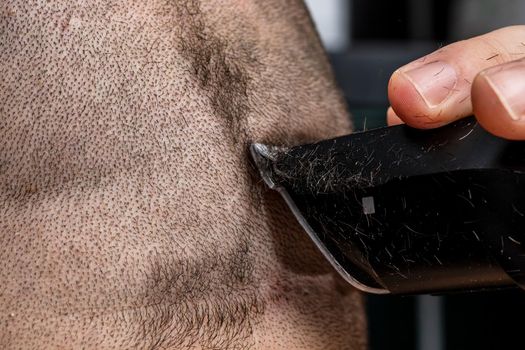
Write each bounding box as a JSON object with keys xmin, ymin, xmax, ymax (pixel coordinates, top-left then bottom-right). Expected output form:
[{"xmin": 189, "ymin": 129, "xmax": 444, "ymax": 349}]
[{"xmin": 303, "ymin": 1, "xmax": 525, "ymax": 349}]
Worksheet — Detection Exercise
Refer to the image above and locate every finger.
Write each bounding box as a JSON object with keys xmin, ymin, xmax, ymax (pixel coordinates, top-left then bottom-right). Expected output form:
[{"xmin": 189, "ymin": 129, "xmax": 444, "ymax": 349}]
[
  {"xmin": 386, "ymin": 107, "xmax": 404, "ymax": 126},
  {"xmin": 388, "ymin": 25, "xmax": 525, "ymax": 129},
  {"xmin": 472, "ymin": 58, "xmax": 525, "ymax": 140}
]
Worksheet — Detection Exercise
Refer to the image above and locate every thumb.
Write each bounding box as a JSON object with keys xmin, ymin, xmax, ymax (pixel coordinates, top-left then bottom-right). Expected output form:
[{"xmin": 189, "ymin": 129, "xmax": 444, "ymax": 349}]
[{"xmin": 388, "ymin": 25, "xmax": 525, "ymax": 129}]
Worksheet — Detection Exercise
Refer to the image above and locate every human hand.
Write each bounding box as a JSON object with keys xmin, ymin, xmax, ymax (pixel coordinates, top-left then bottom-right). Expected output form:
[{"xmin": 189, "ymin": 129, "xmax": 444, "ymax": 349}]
[{"xmin": 387, "ymin": 26, "xmax": 525, "ymax": 139}]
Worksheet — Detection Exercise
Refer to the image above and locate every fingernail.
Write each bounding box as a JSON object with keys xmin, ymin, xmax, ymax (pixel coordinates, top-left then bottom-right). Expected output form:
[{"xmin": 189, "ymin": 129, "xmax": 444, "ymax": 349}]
[
  {"xmin": 403, "ymin": 61, "xmax": 458, "ymax": 108},
  {"xmin": 483, "ymin": 61, "xmax": 525, "ymax": 121}
]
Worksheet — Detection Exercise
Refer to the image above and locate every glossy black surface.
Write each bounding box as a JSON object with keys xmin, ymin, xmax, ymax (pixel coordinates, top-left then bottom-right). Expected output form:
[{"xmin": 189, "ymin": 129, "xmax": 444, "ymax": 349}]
[{"xmin": 256, "ymin": 117, "xmax": 525, "ymax": 294}]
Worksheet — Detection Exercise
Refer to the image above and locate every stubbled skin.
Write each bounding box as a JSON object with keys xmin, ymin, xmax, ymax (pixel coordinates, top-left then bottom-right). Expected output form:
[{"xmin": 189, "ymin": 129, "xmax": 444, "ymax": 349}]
[{"xmin": 0, "ymin": 1, "xmax": 366, "ymax": 349}]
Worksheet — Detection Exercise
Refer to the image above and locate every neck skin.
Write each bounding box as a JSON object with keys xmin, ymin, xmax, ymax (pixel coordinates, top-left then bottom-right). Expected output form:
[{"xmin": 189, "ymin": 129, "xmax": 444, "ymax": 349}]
[{"xmin": 0, "ymin": 1, "xmax": 366, "ymax": 348}]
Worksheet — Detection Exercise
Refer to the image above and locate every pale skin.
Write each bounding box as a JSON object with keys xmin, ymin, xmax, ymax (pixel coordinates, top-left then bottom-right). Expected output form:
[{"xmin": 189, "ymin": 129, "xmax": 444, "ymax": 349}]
[
  {"xmin": 2, "ymin": 1, "xmax": 522, "ymax": 349},
  {"xmin": 388, "ymin": 25, "xmax": 525, "ymax": 140},
  {"xmin": 0, "ymin": 1, "xmax": 366, "ymax": 349}
]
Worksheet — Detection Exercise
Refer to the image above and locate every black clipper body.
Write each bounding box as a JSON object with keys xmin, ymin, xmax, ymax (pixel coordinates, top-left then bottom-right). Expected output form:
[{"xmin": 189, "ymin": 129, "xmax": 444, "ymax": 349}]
[{"xmin": 251, "ymin": 117, "xmax": 525, "ymax": 295}]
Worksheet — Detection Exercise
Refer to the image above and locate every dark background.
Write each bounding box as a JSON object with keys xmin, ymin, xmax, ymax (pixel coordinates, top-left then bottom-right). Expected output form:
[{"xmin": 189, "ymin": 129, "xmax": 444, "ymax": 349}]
[
  {"xmin": 331, "ymin": 0, "xmax": 452, "ymax": 131},
  {"xmin": 305, "ymin": 1, "xmax": 525, "ymax": 349}
]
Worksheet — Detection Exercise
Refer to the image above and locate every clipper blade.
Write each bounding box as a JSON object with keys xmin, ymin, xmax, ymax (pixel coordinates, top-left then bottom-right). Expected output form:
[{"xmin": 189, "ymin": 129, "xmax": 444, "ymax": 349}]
[{"xmin": 251, "ymin": 117, "xmax": 525, "ymax": 295}]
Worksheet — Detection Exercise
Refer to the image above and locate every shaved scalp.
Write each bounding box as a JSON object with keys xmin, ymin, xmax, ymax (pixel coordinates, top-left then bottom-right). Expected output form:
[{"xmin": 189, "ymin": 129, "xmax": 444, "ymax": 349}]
[
  {"xmin": 167, "ymin": 0, "xmax": 253, "ymax": 141},
  {"xmin": 0, "ymin": 1, "xmax": 365, "ymax": 349}
]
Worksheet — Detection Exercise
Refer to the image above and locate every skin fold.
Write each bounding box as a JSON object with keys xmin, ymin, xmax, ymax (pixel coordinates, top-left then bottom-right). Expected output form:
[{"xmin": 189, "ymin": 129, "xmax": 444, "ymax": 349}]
[{"xmin": 0, "ymin": 1, "xmax": 366, "ymax": 349}]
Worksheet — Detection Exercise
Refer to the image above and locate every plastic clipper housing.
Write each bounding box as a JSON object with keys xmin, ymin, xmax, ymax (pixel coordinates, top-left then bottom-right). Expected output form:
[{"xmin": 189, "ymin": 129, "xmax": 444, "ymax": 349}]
[{"xmin": 251, "ymin": 117, "xmax": 525, "ymax": 295}]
